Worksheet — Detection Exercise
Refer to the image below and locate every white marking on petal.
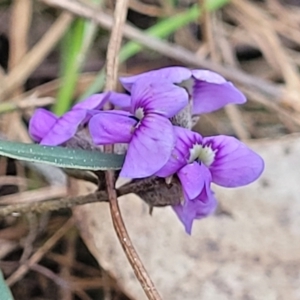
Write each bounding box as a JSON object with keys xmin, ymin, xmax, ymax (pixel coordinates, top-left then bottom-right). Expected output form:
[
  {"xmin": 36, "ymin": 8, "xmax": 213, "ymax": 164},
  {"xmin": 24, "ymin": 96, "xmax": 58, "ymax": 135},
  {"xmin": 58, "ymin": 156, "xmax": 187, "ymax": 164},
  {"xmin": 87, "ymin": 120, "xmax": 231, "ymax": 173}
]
[
  {"xmin": 188, "ymin": 144, "xmax": 202, "ymax": 163},
  {"xmin": 188, "ymin": 143, "xmax": 217, "ymax": 166},
  {"xmin": 135, "ymin": 107, "xmax": 145, "ymax": 120}
]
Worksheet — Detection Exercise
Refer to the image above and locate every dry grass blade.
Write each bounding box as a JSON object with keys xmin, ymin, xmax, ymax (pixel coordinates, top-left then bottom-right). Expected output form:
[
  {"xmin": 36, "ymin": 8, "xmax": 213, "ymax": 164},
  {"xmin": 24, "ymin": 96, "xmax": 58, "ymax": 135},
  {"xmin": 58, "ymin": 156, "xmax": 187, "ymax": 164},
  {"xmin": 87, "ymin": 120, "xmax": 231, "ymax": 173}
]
[
  {"xmin": 0, "ymin": 186, "xmax": 67, "ymax": 205},
  {"xmin": 0, "ymin": 176, "xmax": 28, "ymax": 187},
  {"xmin": 0, "ymin": 12, "xmax": 73, "ymax": 101},
  {"xmin": 59, "ymin": 231, "xmax": 75, "ymax": 300},
  {"xmin": 213, "ymin": 11, "xmax": 250, "ymax": 139},
  {"xmin": 230, "ymin": 0, "xmax": 300, "ymax": 111},
  {"xmin": 1, "ymin": 0, "xmax": 33, "ymax": 151},
  {"xmin": 40, "ymin": 0, "xmax": 290, "ymax": 109},
  {"xmin": 199, "ymin": 8, "xmax": 250, "ymax": 139},
  {"xmin": 31, "ymin": 264, "xmax": 92, "ymax": 300},
  {"xmin": 6, "ymin": 218, "xmax": 74, "ymax": 286},
  {"xmin": 242, "ymin": 87, "xmax": 300, "ymax": 128},
  {"xmin": 129, "ymin": 0, "xmax": 164, "ymax": 17},
  {"xmin": 3, "ymin": 72, "xmax": 96, "ymax": 111},
  {"xmin": 40, "ymin": 0, "xmax": 300, "ymax": 135},
  {"xmin": 8, "ymin": 0, "xmax": 32, "ymax": 96},
  {"xmin": 0, "ymin": 239, "xmax": 19, "ymax": 259},
  {"xmin": 0, "ymin": 96, "xmax": 54, "ymax": 114}
]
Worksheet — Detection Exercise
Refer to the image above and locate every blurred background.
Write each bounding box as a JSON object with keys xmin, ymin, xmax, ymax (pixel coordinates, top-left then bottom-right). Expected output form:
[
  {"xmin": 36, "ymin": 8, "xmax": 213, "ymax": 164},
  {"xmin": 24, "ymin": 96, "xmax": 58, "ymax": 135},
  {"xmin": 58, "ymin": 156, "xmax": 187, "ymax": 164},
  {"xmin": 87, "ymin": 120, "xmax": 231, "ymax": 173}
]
[{"xmin": 0, "ymin": 0, "xmax": 300, "ymax": 299}]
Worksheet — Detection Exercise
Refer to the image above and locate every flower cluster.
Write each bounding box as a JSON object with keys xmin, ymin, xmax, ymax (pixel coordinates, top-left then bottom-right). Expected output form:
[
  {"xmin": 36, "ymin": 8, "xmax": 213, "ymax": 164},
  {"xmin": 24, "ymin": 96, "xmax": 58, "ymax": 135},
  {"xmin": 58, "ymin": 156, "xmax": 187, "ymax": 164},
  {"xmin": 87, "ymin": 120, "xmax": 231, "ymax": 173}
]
[{"xmin": 29, "ymin": 66, "xmax": 264, "ymax": 234}]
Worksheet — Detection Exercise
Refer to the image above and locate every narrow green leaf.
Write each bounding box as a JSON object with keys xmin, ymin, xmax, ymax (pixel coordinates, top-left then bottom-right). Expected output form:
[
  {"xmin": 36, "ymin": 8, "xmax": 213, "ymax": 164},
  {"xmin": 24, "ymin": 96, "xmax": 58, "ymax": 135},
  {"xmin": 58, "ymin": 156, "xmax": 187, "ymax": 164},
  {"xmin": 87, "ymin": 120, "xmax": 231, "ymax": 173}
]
[
  {"xmin": 0, "ymin": 269, "xmax": 14, "ymax": 300},
  {"xmin": 54, "ymin": 0, "xmax": 103, "ymax": 115},
  {"xmin": 54, "ymin": 18, "xmax": 86, "ymax": 115},
  {"xmin": 0, "ymin": 140, "xmax": 124, "ymax": 171}
]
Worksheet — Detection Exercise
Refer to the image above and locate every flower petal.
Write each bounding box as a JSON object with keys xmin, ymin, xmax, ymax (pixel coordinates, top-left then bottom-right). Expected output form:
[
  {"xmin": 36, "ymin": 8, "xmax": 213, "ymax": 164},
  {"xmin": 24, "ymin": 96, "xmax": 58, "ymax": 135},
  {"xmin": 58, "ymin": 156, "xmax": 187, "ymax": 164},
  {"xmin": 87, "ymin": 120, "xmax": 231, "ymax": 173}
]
[
  {"xmin": 156, "ymin": 126, "xmax": 202, "ymax": 177},
  {"xmin": 29, "ymin": 109, "xmax": 58, "ymax": 142},
  {"xmin": 173, "ymin": 187, "xmax": 217, "ymax": 234},
  {"xmin": 109, "ymin": 92, "xmax": 131, "ymax": 109},
  {"xmin": 204, "ymin": 135, "xmax": 264, "ymax": 187},
  {"xmin": 120, "ymin": 114, "xmax": 175, "ymax": 178},
  {"xmin": 191, "ymin": 70, "xmax": 246, "ymax": 114},
  {"xmin": 120, "ymin": 66, "xmax": 192, "ymax": 91},
  {"xmin": 73, "ymin": 92, "xmax": 110, "ymax": 110},
  {"xmin": 192, "ymin": 70, "xmax": 228, "ymax": 84},
  {"xmin": 177, "ymin": 162, "xmax": 210, "ymax": 200},
  {"xmin": 40, "ymin": 109, "xmax": 88, "ymax": 146},
  {"xmin": 89, "ymin": 110, "xmax": 136, "ymax": 145},
  {"xmin": 131, "ymin": 78, "xmax": 188, "ymax": 118}
]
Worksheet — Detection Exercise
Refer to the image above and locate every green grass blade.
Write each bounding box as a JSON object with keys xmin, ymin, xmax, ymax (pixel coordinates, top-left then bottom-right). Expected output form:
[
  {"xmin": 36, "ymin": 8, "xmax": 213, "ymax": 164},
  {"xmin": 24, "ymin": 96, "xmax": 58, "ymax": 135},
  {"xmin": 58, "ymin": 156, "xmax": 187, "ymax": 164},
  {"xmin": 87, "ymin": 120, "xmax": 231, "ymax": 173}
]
[
  {"xmin": 120, "ymin": 0, "xmax": 229, "ymax": 61},
  {"xmin": 54, "ymin": 0, "xmax": 103, "ymax": 115},
  {"xmin": 54, "ymin": 18, "xmax": 85, "ymax": 115},
  {"xmin": 0, "ymin": 140, "xmax": 124, "ymax": 171},
  {"xmin": 0, "ymin": 269, "xmax": 14, "ymax": 300}
]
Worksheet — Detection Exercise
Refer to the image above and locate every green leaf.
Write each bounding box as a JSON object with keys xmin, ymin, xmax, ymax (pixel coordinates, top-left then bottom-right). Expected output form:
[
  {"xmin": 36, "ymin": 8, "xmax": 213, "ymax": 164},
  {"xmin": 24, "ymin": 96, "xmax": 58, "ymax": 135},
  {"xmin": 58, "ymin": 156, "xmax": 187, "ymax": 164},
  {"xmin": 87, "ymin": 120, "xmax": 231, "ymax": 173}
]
[
  {"xmin": 54, "ymin": 18, "xmax": 86, "ymax": 115},
  {"xmin": 54, "ymin": 0, "xmax": 103, "ymax": 115},
  {"xmin": 0, "ymin": 140, "xmax": 124, "ymax": 171},
  {"xmin": 0, "ymin": 269, "xmax": 14, "ymax": 300}
]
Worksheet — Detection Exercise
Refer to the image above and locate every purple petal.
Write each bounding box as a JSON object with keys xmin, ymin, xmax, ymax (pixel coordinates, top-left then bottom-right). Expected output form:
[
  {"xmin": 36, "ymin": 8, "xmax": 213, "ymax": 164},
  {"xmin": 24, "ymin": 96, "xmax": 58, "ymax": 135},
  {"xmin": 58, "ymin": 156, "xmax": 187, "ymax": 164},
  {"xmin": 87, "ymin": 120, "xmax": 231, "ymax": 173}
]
[
  {"xmin": 192, "ymin": 70, "xmax": 228, "ymax": 84},
  {"xmin": 120, "ymin": 66, "xmax": 192, "ymax": 91},
  {"xmin": 131, "ymin": 78, "xmax": 188, "ymax": 118},
  {"xmin": 191, "ymin": 70, "xmax": 246, "ymax": 114},
  {"xmin": 177, "ymin": 162, "xmax": 210, "ymax": 200},
  {"xmin": 173, "ymin": 187, "xmax": 217, "ymax": 234},
  {"xmin": 89, "ymin": 111, "xmax": 136, "ymax": 145},
  {"xmin": 173, "ymin": 126, "xmax": 203, "ymax": 150},
  {"xmin": 73, "ymin": 92, "xmax": 110, "ymax": 110},
  {"xmin": 156, "ymin": 126, "xmax": 202, "ymax": 177},
  {"xmin": 203, "ymin": 135, "xmax": 264, "ymax": 187},
  {"xmin": 29, "ymin": 109, "xmax": 58, "ymax": 142},
  {"xmin": 108, "ymin": 92, "xmax": 131, "ymax": 109},
  {"xmin": 40, "ymin": 109, "xmax": 88, "ymax": 146},
  {"xmin": 120, "ymin": 114, "xmax": 175, "ymax": 178}
]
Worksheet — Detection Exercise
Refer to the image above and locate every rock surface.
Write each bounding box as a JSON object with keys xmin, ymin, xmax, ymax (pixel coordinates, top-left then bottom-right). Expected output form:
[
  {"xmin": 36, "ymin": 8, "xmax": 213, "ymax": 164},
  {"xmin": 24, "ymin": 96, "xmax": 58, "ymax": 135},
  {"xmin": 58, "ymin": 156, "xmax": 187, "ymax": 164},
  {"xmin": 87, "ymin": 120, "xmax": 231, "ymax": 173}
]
[{"xmin": 74, "ymin": 135, "xmax": 300, "ymax": 300}]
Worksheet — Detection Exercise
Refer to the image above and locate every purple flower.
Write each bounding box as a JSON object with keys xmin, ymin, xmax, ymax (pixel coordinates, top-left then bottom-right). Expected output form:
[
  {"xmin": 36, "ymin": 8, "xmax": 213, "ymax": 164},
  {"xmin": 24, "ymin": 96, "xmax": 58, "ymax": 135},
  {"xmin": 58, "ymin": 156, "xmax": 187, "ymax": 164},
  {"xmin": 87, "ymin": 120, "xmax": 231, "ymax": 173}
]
[
  {"xmin": 89, "ymin": 78, "xmax": 189, "ymax": 178},
  {"xmin": 29, "ymin": 92, "xmax": 111, "ymax": 146},
  {"xmin": 173, "ymin": 163, "xmax": 218, "ymax": 234},
  {"xmin": 156, "ymin": 126, "xmax": 264, "ymax": 233},
  {"xmin": 119, "ymin": 66, "xmax": 246, "ymax": 115}
]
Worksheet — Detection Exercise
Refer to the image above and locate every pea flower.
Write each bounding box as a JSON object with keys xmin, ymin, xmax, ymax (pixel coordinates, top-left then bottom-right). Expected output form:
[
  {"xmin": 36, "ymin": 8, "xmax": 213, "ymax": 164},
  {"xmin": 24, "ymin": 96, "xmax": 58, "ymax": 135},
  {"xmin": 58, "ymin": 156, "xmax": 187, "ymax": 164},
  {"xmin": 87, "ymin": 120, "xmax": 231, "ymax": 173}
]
[
  {"xmin": 29, "ymin": 92, "xmax": 115, "ymax": 145},
  {"xmin": 156, "ymin": 126, "xmax": 264, "ymax": 233},
  {"xmin": 119, "ymin": 66, "xmax": 246, "ymax": 115},
  {"xmin": 89, "ymin": 78, "xmax": 189, "ymax": 178}
]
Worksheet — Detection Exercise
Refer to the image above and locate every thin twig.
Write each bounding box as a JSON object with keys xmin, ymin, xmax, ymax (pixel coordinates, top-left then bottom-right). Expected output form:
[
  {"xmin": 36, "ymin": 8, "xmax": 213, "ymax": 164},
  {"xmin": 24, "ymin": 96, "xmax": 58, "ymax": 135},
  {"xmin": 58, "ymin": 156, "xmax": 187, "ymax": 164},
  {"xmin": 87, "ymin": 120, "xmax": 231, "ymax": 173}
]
[
  {"xmin": 0, "ymin": 177, "xmax": 180, "ymax": 218},
  {"xmin": 0, "ymin": 190, "xmax": 106, "ymax": 217},
  {"xmin": 103, "ymin": 0, "xmax": 162, "ymax": 298},
  {"xmin": 0, "ymin": 186, "xmax": 67, "ymax": 205}
]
